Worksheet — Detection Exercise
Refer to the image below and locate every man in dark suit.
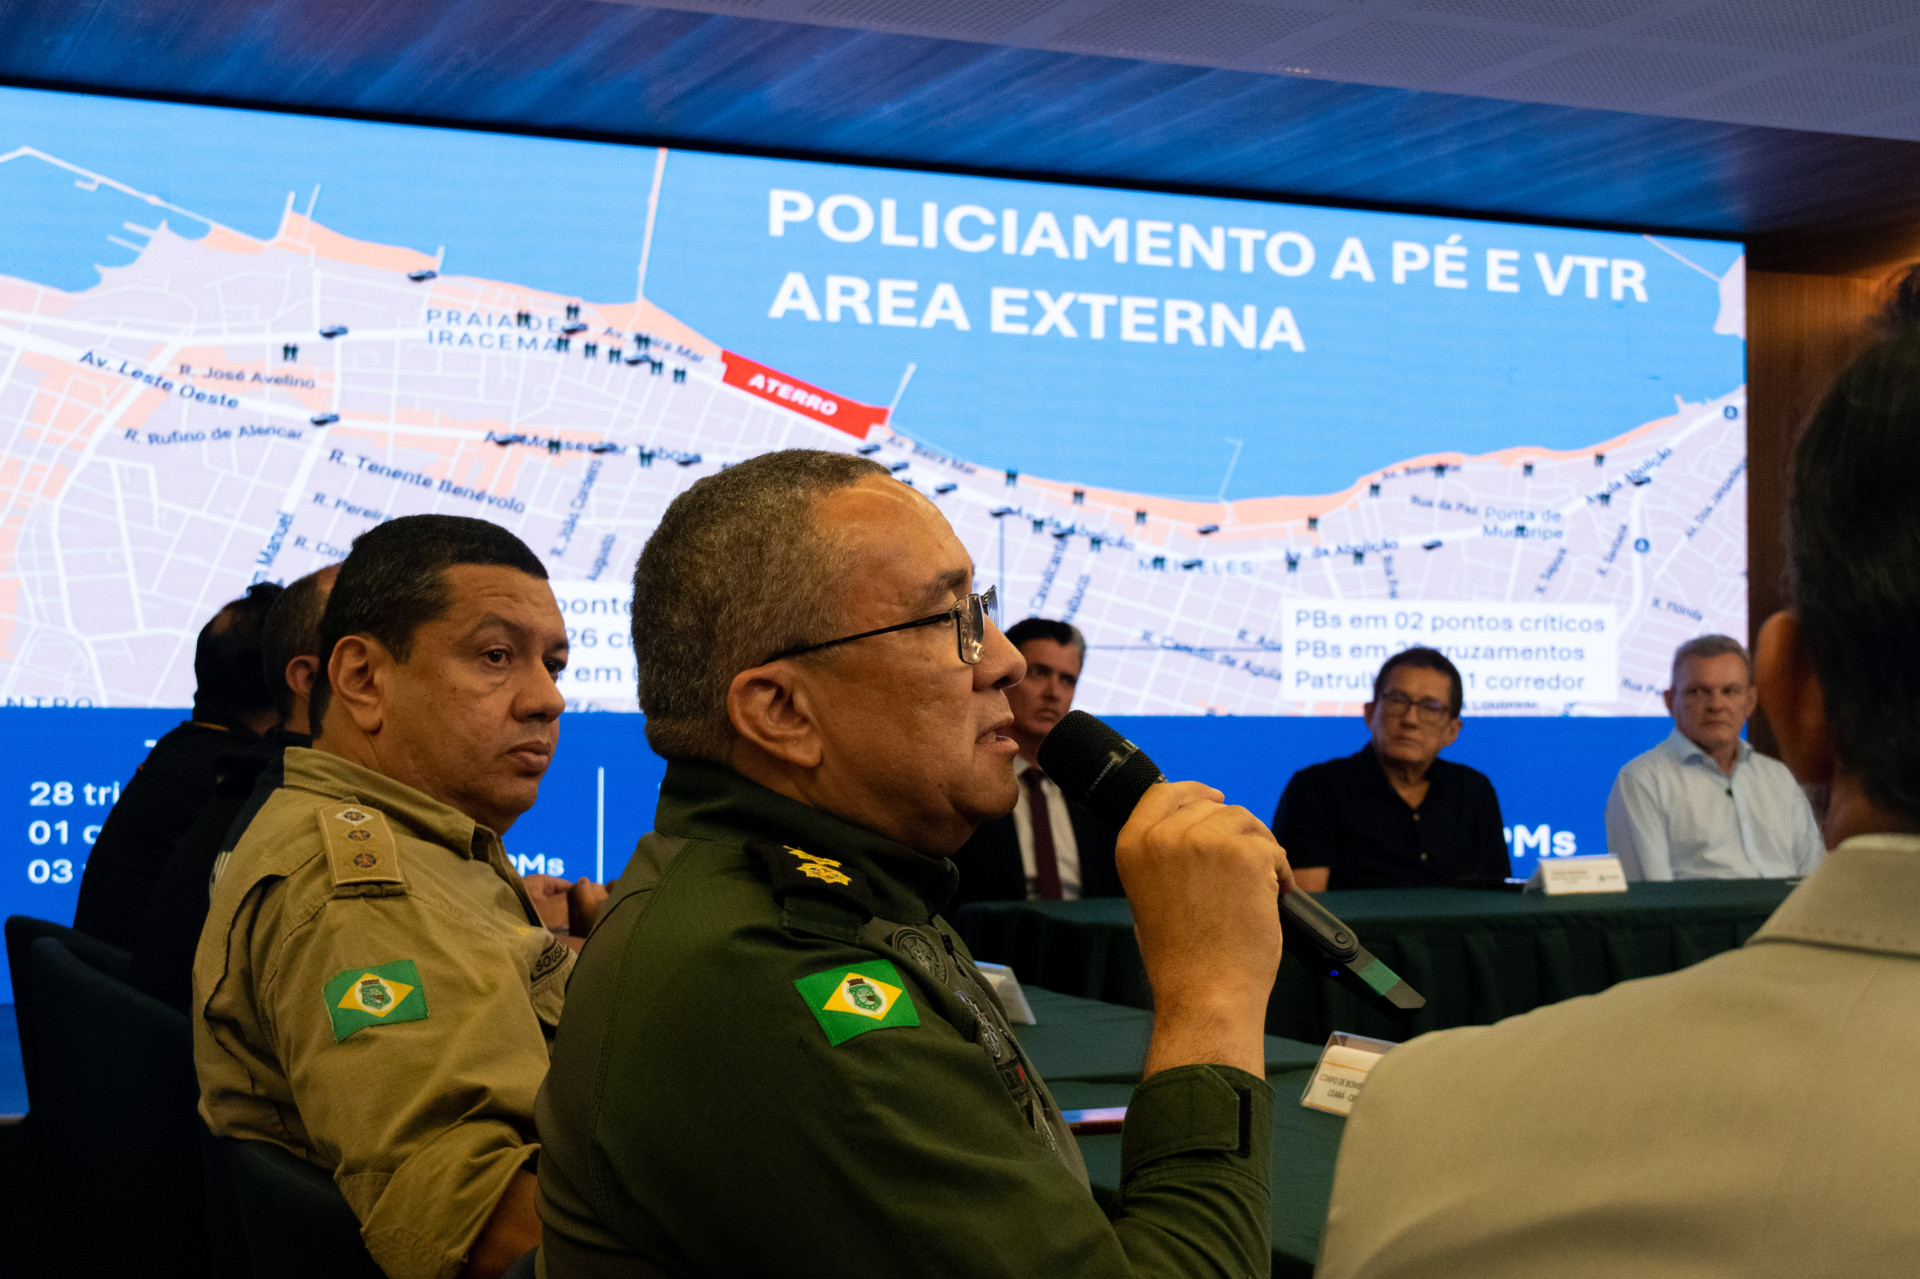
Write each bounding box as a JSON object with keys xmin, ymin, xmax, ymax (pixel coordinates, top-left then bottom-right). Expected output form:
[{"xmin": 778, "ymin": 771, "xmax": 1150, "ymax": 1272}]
[
  {"xmin": 126, "ymin": 564, "xmax": 337, "ymax": 1011},
  {"xmin": 947, "ymin": 618, "xmax": 1122, "ymax": 908},
  {"xmin": 73, "ymin": 582, "xmax": 284, "ymax": 948}
]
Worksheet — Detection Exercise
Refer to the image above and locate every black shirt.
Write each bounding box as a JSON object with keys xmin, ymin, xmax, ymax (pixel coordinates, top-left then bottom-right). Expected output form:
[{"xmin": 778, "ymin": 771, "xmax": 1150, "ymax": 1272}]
[
  {"xmin": 126, "ymin": 730, "xmax": 306, "ymax": 1013},
  {"xmin": 72, "ymin": 719, "xmax": 267, "ymax": 949},
  {"xmin": 1273, "ymin": 744, "xmax": 1510, "ymax": 890}
]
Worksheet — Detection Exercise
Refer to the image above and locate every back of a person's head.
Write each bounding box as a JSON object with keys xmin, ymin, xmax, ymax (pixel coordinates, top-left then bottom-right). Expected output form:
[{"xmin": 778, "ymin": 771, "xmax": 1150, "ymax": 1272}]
[
  {"xmin": 263, "ymin": 567, "xmax": 336, "ymax": 719},
  {"xmin": 312, "ymin": 515, "xmax": 547, "ymax": 720},
  {"xmin": 1790, "ymin": 283, "xmax": 1920, "ymax": 820},
  {"xmin": 193, "ymin": 583, "xmax": 284, "ymax": 726},
  {"xmin": 632, "ymin": 449, "xmax": 889, "ymax": 763}
]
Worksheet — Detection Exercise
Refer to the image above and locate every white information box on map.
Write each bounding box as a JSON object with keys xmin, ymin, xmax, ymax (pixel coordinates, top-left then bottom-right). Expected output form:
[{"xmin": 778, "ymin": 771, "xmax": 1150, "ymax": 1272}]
[
  {"xmin": 550, "ymin": 582, "xmax": 638, "ymax": 712},
  {"xmin": 1282, "ymin": 601, "xmax": 1618, "ymax": 713}
]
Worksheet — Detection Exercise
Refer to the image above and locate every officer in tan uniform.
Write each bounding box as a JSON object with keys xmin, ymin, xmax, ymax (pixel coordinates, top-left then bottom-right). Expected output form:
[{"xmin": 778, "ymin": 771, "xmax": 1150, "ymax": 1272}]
[{"xmin": 194, "ymin": 515, "xmax": 603, "ymax": 1279}]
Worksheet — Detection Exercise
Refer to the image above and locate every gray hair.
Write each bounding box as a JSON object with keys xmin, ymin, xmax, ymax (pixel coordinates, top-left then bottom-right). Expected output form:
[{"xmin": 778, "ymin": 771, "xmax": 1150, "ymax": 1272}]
[
  {"xmin": 1670, "ymin": 634, "xmax": 1751, "ymax": 690},
  {"xmin": 630, "ymin": 449, "xmax": 889, "ymax": 762}
]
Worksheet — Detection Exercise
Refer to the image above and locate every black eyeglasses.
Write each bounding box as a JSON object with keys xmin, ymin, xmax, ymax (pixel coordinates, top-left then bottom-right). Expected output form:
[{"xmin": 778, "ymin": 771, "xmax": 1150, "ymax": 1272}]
[
  {"xmin": 770, "ymin": 586, "xmax": 997, "ymax": 665},
  {"xmin": 1377, "ymin": 689, "xmax": 1457, "ymax": 725}
]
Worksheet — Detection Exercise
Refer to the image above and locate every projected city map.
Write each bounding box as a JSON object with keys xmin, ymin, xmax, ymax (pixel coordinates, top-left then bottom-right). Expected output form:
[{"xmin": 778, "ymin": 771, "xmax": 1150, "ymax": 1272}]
[{"xmin": 0, "ymin": 86, "xmax": 1747, "ymax": 929}]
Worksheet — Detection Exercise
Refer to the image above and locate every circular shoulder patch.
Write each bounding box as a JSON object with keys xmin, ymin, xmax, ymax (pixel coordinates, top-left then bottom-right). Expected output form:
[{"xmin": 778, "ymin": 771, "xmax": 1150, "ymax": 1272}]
[
  {"xmin": 346, "ymin": 828, "xmax": 372, "ymax": 842},
  {"xmin": 891, "ymin": 928, "xmax": 948, "ymax": 983},
  {"xmin": 352, "ymin": 851, "xmax": 379, "ymax": 870}
]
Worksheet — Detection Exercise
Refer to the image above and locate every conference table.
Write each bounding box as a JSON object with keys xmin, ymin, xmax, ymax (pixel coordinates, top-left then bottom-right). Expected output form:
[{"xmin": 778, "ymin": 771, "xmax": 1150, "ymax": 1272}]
[
  {"xmin": 1017, "ymin": 986, "xmax": 1325, "ymax": 1082},
  {"xmin": 1016, "ymin": 987, "xmax": 1338, "ymax": 1276},
  {"xmin": 1012, "ymin": 882, "xmax": 1799, "ymax": 1276},
  {"xmin": 966, "ymin": 879, "xmax": 1797, "ymax": 1044}
]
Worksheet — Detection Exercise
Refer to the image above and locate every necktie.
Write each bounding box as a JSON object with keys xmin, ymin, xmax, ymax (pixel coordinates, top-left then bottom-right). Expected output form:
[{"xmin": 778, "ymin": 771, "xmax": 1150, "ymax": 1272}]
[{"xmin": 1024, "ymin": 767, "xmax": 1063, "ymax": 901}]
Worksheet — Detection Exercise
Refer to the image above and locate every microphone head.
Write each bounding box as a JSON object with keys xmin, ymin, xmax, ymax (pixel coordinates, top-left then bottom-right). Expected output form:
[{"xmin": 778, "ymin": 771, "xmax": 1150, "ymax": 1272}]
[{"xmin": 1037, "ymin": 711, "xmax": 1166, "ymax": 829}]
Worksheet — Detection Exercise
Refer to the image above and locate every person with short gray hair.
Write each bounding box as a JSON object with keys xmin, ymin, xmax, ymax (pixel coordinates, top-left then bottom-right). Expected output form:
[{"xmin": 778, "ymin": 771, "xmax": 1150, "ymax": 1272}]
[
  {"xmin": 1604, "ymin": 632, "xmax": 1822, "ymax": 880},
  {"xmin": 632, "ymin": 449, "xmax": 883, "ymax": 762},
  {"xmin": 537, "ymin": 448, "xmax": 1290, "ymax": 1276}
]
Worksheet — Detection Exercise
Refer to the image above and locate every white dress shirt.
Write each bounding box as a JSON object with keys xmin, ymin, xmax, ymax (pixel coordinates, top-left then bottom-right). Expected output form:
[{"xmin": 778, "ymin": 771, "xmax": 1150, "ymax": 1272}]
[
  {"xmin": 1011, "ymin": 756, "xmax": 1082, "ymax": 900},
  {"xmin": 1605, "ymin": 726, "xmax": 1824, "ymax": 881}
]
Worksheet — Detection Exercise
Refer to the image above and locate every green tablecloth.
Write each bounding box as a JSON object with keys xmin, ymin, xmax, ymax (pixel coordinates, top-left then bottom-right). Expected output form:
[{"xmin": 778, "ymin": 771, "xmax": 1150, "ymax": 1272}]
[
  {"xmin": 1015, "ymin": 987, "xmax": 1324, "ymax": 1082},
  {"xmin": 1055, "ymin": 1069, "xmax": 1338, "ymax": 1279},
  {"xmin": 960, "ymin": 879, "xmax": 1796, "ymax": 1043}
]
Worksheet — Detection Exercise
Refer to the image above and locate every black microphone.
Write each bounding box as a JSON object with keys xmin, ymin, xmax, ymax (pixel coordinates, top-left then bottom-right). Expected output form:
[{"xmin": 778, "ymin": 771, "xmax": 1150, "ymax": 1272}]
[{"xmin": 1038, "ymin": 710, "xmax": 1424, "ymax": 1018}]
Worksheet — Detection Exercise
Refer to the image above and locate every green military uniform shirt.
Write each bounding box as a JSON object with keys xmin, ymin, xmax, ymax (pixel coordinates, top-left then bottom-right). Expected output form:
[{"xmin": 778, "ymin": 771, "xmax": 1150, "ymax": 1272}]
[
  {"xmin": 535, "ymin": 760, "xmax": 1272, "ymax": 1277},
  {"xmin": 194, "ymin": 747, "xmax": 574, "ymax": 1279}
]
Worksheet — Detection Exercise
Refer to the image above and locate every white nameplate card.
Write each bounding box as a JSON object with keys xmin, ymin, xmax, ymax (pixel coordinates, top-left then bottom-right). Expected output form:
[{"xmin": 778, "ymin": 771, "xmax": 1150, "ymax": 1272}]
[
  {"xmin": 972, "ymin": 961, "xmax": 1037, "ymax": 1024},
  {"xmin": 1525, "ymin": 855, "xmax": 1629, "ymax": 895},
  {"xmin": 1300, "ymin": 1033, "xmax": 1396, "ymax": 1117}
]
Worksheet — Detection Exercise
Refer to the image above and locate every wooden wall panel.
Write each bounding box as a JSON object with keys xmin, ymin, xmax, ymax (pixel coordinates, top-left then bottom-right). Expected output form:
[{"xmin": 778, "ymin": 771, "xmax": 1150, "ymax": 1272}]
[
  {"xmin": 1743, "ymin": 268, "xmax": 1889, "ymax": 752},
  {"xmin": 1746, "ymin": 270, "xmax": 1885, "ymax": 638}
]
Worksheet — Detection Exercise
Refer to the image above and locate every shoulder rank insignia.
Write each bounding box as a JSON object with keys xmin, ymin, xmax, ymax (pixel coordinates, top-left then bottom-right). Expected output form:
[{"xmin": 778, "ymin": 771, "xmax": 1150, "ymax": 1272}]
[
  {"xmin": 747, "ymin": 838, "xmax": 876, "ymax": 912},
  {"xmin": 795, "ymin": 961, "xmax": 919, "ymax": 1046},
  {"xmin": 323, "ymin": 960, "xmax": 429, "ymax": 1041},
  {"xmin": 317, "ymin": 804, "xmax": 404, "ymax": 890}
]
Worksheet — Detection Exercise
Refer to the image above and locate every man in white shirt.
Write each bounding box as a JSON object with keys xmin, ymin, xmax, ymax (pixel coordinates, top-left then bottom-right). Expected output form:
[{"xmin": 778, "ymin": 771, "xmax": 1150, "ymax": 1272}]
[
  {"xmin": 1605, "ymin": 634, "xmax": 1822, "ymax": 880},
  {"xmin": 947, "ymin": 618, "xmax": 1121, "ymax": 907},
  {"xmin": 1314, "ymin": 287, "xmax": 1920, "ymax": 1278}
]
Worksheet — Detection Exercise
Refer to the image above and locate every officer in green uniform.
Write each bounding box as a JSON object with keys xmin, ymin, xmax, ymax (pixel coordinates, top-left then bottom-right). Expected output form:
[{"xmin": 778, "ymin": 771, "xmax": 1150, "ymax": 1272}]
[
  {"xmin": 537, "ymin": 451, "xmax": 1292, "ymax": 1276},
  {"xmin": 195, "ymin": 516, "xmax": 603, "ymax": 1279}
]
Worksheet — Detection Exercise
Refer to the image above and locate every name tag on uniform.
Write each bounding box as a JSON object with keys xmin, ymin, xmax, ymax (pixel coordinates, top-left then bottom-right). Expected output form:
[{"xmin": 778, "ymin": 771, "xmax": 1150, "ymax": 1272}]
[
  {"xmin": 1300, "ymin": 1032, "xmax": 1396, "ymax": 1117},
  {"xmin": 1526, "ymin": 855, "xmax": 1629, "ymax": 895},
  {"xmin": 972, "ymin": 961, "xmax": 1036, "ymax": 1024}
]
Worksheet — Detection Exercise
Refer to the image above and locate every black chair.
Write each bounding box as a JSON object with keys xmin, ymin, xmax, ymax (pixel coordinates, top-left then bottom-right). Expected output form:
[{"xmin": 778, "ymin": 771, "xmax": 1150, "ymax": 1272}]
[
  {"xmin": 5, "ymin": 915, "xmax": 129, "ymax": 1103},
  {"xmin": 202, "ymin": 1119, "xmax": 257, "ymax": 1279},
  {"xmin": 25, "ymin": 934, "xmax": 209, "ymax": 1276},
  {"xmin": 219, "ymin": 1136, "xmax": 384, "ymax": 1279}
]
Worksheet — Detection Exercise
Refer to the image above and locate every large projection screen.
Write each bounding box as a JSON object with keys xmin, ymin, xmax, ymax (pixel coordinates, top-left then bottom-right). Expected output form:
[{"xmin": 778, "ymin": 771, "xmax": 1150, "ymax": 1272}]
[{"xmin": 0, "ymin": 87, "xmax": 1746, "ymax": 949}]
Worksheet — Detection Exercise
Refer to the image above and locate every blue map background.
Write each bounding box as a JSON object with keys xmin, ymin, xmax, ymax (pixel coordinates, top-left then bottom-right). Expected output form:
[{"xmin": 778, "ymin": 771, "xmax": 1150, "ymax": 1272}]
[
  {"xmin": 4, "ymin": 87, "xmax": 1742, "ymax": 501},
  {"xmin": 646, "ymin": 151, "xmax": 1743, "ymax": 499},
  {"xmin": 0, "ymin": 87, "xmax": 1752, "ymax": 992}
]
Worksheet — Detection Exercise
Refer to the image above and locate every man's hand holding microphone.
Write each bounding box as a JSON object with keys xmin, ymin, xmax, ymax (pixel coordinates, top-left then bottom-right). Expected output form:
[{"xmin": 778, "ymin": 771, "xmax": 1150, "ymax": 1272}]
[{"xmin": 1119, "ymin": 780, "xmax": 1294, "ymax": 1079}]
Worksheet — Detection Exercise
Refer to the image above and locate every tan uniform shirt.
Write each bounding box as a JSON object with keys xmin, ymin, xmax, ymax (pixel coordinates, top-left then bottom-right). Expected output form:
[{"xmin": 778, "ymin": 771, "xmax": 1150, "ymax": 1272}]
[
  {"xmin": 1316, "ymin": 833, "xmax": 1920, "ymax": 1278},
  {"xmin": 193, "ymin": 747, "xmax": 573, "ymax": 1279}
]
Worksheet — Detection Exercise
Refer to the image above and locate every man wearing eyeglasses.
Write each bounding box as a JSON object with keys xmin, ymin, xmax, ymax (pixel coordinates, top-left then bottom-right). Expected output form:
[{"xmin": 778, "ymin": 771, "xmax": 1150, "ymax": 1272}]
[
  {"xmin": 536, "ymin": 449, "xmax": 1289, "ymax": 1276},
  {"xmin": 1274, "ymin": 647, "xmax": 1511, "ymax": 891}
]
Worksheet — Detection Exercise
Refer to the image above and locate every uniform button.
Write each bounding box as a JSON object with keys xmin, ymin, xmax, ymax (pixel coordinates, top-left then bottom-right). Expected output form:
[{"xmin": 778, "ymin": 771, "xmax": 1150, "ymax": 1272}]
[
  {"xmin": 1412, "ymin": 813, "xmax": 1420, "ymax": 822},
  {"xmin": 1419, "ymin": 853, "xmax": 1428, "ymax": 860}
]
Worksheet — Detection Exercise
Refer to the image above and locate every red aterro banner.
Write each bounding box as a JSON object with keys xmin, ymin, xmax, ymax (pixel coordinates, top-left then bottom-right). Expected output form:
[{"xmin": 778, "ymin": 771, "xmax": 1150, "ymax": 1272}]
[{"xmin": 721, "ymin": 351, "xmax": 888, "ymax": 440}]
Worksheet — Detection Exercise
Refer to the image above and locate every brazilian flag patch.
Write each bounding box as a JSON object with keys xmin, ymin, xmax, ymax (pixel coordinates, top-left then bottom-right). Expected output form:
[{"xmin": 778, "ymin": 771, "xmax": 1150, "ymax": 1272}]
[
  {"xmin": 795, "ymin": 961, "xmax": 919, "ymax": 1046},
  {"xmin": 323, "ymin": 960, "xmax": 429, "ymax": 1042}
]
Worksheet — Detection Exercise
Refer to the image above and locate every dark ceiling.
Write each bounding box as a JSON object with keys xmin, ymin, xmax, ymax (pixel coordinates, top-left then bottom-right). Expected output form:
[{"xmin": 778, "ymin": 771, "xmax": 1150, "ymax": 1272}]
[{"xmin": 4, "ymin": 0, "xmax": 1918, "ymax": 261}]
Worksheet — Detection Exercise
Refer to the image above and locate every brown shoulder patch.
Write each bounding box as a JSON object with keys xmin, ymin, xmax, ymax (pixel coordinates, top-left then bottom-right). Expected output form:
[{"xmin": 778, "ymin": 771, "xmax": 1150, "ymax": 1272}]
[{"xmin": 317, "ymin": 804, "xmax": 405, "ymax": 891}]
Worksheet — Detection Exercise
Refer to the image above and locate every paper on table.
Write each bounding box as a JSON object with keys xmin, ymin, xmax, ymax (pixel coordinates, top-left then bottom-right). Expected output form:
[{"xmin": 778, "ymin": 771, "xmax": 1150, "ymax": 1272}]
[
  {"xmin": 1301, "ymin": 1034, "xmax": 1396, "ymax": 1117},
  {"xmin": 973, "ymin": 960, "xmax": 1037, "ymax": 1024},
  {"xmin": 1526, "ymin": 855, "xmax": 1629, "ymax": 895}
]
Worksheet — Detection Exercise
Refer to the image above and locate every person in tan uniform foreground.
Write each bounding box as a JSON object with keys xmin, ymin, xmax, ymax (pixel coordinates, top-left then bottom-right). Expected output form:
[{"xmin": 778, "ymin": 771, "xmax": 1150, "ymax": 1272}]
[
  {"xmin": 194, "ymin": 515, "xmax": 605, "ymax": 1279},
  {"xmin": 1316, "ymin": 279, "xmax": 1920, "ymax": 1276}
]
